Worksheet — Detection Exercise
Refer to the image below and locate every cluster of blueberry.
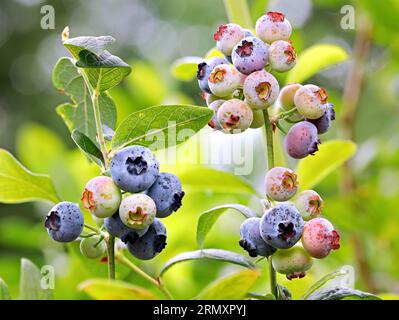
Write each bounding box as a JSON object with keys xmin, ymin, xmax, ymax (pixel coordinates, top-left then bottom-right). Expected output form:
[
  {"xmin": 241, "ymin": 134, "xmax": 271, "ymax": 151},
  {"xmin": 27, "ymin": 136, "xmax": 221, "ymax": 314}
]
[
  {"xmin": 44, "ymin": 145, "xmax": 185, "ymax": 260},
  {"xmin": 197, "ymin": 11, "xmax": 335, "ymax": 151},
  {"xmin": 240, "ymin": 166, "xmax": 340, "ymax": 280}
]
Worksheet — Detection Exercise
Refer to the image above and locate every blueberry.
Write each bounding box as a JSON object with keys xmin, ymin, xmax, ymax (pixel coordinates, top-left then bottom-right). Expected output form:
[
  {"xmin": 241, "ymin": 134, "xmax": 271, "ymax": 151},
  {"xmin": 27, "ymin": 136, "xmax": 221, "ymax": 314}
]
[
  {"xmin": 104, "ymin": 212, "xmax": 148, "ymax": 240},
  {"xmin": 295, "ymin": 190, "xmax": 323, "ymax": 221},
  {"xmin": 268, "ymin": 40, "xmax": 297, "ymax": 73},
  {"xmin": 239, "ymin": 217, "xmax": 276, "ymax": 257},
  {"xmin": 284, "ymin": 121, "xmax": 321, "ymax": 159},
  {"xmin": 250, "ymin": 109, "xmax": 265, "ymax": 129},
  {"xmin": 214, "ymin": 23, "xmax": 245, "ymax": 56},
  {"xmin": 232, "ymin": 37, "xmax": 269, "ymax": 75},
  {"xmin": 197, "ymin": 57, "xmax": 228, "ymax": 93},
  {"xmin": 127, "ymin": 219, "xmax": 167, "ymax": 260},
  {"xmin": 278, "ymin": 83, "xmax": 303, "ymax": 121},
  {"xmin": 294, "ymin": 84, "xmax": 328, "ymax": 119},
  {"xmin": 306, "ymin": 103, "xmax": 335, "ymax": 134},
  {"xmin": 208, "ymin": 64, "xmax": 241, "ymax": 97},
  {"xmin": 301, "ymin": 218, "xmax": 340, "ymax": 259},
  {"xmin": 260, "ymin": 203, "xmax": 304, "ymax": 249},
  {"xmin": 81, "ymin": 176, "xmax": 121, "ymax": 218},
  {"xmin": 207, "ymin": 99, "xmax": 226, "ymax": 130},
  {"xmin": 80, "ymin": 235, "xmax": 106, "ymax": 259},
  {"xmin": 119, "ymin": 194, "xmax": 156, "ymax": 230},
  {"xmin": 216, "ymin": 99, "xmax": 253, "ymax": 133},
  {"xmin": 243, "ymin": 29, "xmax": 255, "ymax": 37},
  {"xmin": 110, "ymin": 146, "xmax": 159, "ymax": 193},
  {"xmin": 265, "ymin": 166, "xmax": 299, "ymax": 201},
  {"xmin": 272, "ymin": 244, "xmax": 313, "ymax": 280},
  {"xmin": 243, "ymin": 70, "xmax": 280, "ymax": 109},
  {"xmin": 146, "ymin": 172, "xmax": 185, "ymax": 218},
  {"xmin": 255, "ymin": 12, "xmax": 292, "ymax": 44},
  {"xmin": 45, "ymin": 202, "xmax": 84, "ymax": 243}
]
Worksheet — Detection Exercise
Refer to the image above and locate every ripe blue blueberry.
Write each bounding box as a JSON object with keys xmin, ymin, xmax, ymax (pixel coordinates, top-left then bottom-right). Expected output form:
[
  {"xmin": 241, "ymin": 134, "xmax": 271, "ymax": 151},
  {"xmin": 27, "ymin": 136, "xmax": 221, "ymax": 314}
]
[
  {"xmin": 260, "ymin": 203, "xmax": 304, "ymax": 249},
  {"xmin": 110, "ymin": 146, "xmax": 159, "ymax": 193},
  {"xmin": 231, "ymin": 37, "xmax": 269, "ymax": 75},
  {"xmin": 306, "ymin": 103, "xmax": 335, "ymax": 134},
  {"xmin": 45, "ymin": 202, "xmax": 84, "ymax": 243},
  {"xmin": 197, "ymin": 57, "xmax": 228, "ymax": 93},
  {"xmin": 239, "ymin": 217, "xmax": 276, "ymax": 257},
  {"xmin": 104, "ymin": 212, "xmax": 148, "ymax": 242},
  {"xmin": 146, "ymin": 172, "xmax": 185, "ymax": 218},
  {"xmin": 284, "ymin": 121, "xmax": 321, "ymax": 159},
  {"xmin": 127, "ymin": 219, "xmax": 167, "ymax": 260}
]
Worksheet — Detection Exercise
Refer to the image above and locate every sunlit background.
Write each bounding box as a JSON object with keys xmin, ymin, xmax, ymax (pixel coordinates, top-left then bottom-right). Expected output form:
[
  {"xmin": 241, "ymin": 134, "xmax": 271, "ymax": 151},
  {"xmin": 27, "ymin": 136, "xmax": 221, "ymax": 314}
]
[{"xmin": 0, "ymin": 0, "xmax": 399, "ymax": 299}]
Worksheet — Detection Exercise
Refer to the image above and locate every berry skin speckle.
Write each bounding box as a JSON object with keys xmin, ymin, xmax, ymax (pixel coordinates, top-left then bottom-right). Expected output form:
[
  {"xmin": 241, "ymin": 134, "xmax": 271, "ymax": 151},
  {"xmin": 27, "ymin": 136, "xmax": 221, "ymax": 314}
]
[{"xmin": 216, "ymin": 99, "xmax": 253, "ymax": 133}]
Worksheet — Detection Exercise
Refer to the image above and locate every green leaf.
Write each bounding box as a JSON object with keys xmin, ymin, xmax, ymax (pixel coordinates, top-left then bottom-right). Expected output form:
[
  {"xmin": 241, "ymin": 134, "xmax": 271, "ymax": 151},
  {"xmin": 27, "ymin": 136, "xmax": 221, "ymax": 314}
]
[
  {"xmin": 277, "ymin": 284, "xmax": 292, "ymax": 300},
  {"xmin": 0, "ymin": 278, "xmax": 11, "ymax": 300},
  {"xmin": 159, "ymin": 249, "xmax": 255, "ymax": 277},
  {"xmin": 296, "ymin": 140, "xmax": 357, "ymax": 190},
  {"xmin": 305, "ymin": 286, "xmax": 381, "ymax": 300},
  {"xmin": 302, "ymin": 270, "xmax": 347, "ymax": 300},
  {"xmin": 171, "ymin": 56, "xmax": 202, "ymax": 82},
  {"xmin": 75, "ymin": 50, "xmax": 131, "ymax": 92},
  {"xmin": 63, "ymin": 36, "xmax": 115, "ymax": 58},
  {"xmin": 0, "ymin": 149, "xmax": 60, "ymax": 204},
  {"xmin": 79, "ymin": 279, "xmax": 158, "ymax": 300},
  {"xmin": 196, "ymin": 269, "xmax": 259, "ymax": 300},
  {"xmin": 52, "ymin": 57, "xmax": 117, "ymax": 143},
  {"xmin": 19, "ymin": 258, "xmax": 52, "ymax": 300},
  {"xmin": 286, "ymin": 44, "xmax": 349, "ymax": 84},
  {"xmin": 71, "ymin": 130, "xmax": 104, "ymax": 166},
  {"xmin": 247, "ymin": 292, "xmax": 275, "ymax": 300},
  {"xmin": 111, "ymin": 105, "xmax": 214, "ymax": 152},
  {"xmin": 197, "ymin": 204, "xmax": 256, "ymax": 248}
]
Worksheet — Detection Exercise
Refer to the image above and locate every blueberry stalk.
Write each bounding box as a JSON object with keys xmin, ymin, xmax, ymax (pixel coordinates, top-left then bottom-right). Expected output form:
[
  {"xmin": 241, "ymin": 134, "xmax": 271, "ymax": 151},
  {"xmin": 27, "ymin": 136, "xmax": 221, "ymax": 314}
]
[
  {"xmin": 115, "ymin": 251, "xmax": 174, "ymax": 300},
  {"xmin": 107, "ymin": 235, "xmax": 115, "ymax": 280},
  {"xmin": 263, "ymin": 109, "xmax": 278, "ymax": 299}
]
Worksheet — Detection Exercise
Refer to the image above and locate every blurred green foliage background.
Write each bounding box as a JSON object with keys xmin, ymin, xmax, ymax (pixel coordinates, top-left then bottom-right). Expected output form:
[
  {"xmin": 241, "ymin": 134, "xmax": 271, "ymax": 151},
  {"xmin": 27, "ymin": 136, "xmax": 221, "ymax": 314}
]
[{"xmin": 0, "ymin": 0, "xmax": 399, "ymax": 299}]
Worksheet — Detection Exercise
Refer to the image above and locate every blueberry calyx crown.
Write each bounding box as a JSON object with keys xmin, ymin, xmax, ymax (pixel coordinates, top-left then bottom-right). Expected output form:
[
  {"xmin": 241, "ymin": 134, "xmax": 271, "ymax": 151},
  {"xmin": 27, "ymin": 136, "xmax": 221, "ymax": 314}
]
[
  {"xmin": 236, "ymin": 40, "xmax": 253, "ymax": 57},
  {"xmin": 287, "ymin": 272, "xmax": 306, "ymax": 280},
  {"xmin": 209, "ymin": 67, "xmax": 226, "ymax": 83},
  {"xmin": 277, "ymin": 221, "xmax": 296, "ymax": 241},
  {"xmin": 255, "ymin": 81, "xmax": 272, "ymax": 100},
  {"xmin": 225, "ymin": 115, "xmax": 240, "ymax": 129},
  {"xmin": 308, "ymin": 139, "xmax": 321, "ymax": 156},
  {"xmin": 267, "ymin": 11, "xmax": 285, "ymax": 23},
  {"xmin": 196, "ymin": 62, "xmax": 207, "ymax": 80},
  {"xmin": 81, "ymin": 189, "xmax": 95, "ymax": 210},
  {"xmin": 126, "ymin": 156, "xmax": 147, "ymax": 175},
  {"xmin": 154, "ymin": 235, "xmax": 167, "ymax": 253},
  {"xmin": 45, "ymin": 211, "xmax": 61, "ymax": 231},
  {"xmin": 171, "ymin": 191, "xmax": 185, "ymax": 212},
  {"xmin": 238, "ymin": 239, "xmax": 258, "ymax": 257},
  {"xmin": 315, "ymin": 87, "xmax": 328, "ymax": 104},
  {"xmin": 284, "ymin": 45, "xmax": 296, "ymax": 64},
  {"xmin": 213, "ymin": 24, "xmax": 228, "ymax": 41}
]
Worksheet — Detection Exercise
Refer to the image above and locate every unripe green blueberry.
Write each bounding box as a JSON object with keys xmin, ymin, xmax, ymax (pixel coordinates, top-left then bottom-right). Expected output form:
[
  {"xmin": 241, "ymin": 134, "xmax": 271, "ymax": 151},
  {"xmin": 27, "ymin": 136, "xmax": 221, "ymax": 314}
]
[
  {"xmin": 119, "ymin": 194, "xmax": 156, "ymax": 230},
  {"xmin": 268, "ymin": 40, "xmax": 297, "ymax": 72},
  {"xmin": 265, "ymin": 166, "xmax": 299, "ymax": 201},
  {"xmin": 255, "ymin": 12, "xmax": 292, "ymax": 44},
  {"xmin": 208, "ymin": 100, "xmax": 225, "ymax": 130},
  {"xmin": 294, "ymin": 84, "xmax": 328, "ymax": 119},
  {"xmin": 216, "ymin": 99, "xmax": 253, "ymax": 133},
  {"xmin": 296, "ymin": 190, "xmax": 323, "ymax": 221},
  {"xmin": 278, "ymin": 83, "xmax": 303, "ymax": 121},
  {"xmin": 214, "ymin": 23, "xmax": 245, "ymax": 56},
  {"xmin": 208, "ymin": 64, "xmax": 241, "ymax": 97},
  {"xmin": 272, "ymin": 244, "xmax": 313, "ymax": 280},
  {"xmin": 250, "ymin": 109, "xmax": 265, "ymax": 129},
  {"xmin": 81, "ymin": 176, "xmax": 121, "ymax": 218},
  {"xmin": 302, "ymin": 218, "xmax": 340, "ymax": 259},
  {"xmin": 243, "ymin": 70, "xmax": 279, "ymax": 110},
  {"xmin": 80, "ymin": 235, "xmax": 106, "ymax": 259}
]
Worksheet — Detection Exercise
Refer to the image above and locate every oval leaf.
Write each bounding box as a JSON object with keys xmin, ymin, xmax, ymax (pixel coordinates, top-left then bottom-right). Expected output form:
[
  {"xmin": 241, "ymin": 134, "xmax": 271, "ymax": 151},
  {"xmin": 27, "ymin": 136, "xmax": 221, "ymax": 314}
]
[
  {"xmin": 296, "ymin": 140, "xmax": 357, "ymax": 190},
  {"xmin": 0, "ymin": 149, "xmax": 60, "ymax": 204},
  {"xmin": 286, "ymin": 44, "xmax": 348, "ymax": 84},
  {"xmin": 0, "ymin": 278, "xmax": 11, "ymax": 300},
  {"xmin": 171, "ymin": 56, "xmax": 202, "ymax": 82},
  {"xmin": 71, "ymin": 130, "xmax": 104, "ymax": 166},
  {"xmin": 160, "ymin": 249, "xmax": 255, "ymax": 277},
  {"xmin": 197, "ymin": 204, "xmax": 256, "ymax": 248},
  {"xmin": 111, "ymin": 105, "xmax": 214, "ymax": 152},
  {"xmin": 79, "ymin": 279, "xmax": 158, "ymax": 300},
  {"xmin": 306, "ymin": 286, "xmax": 381, "ymax": 300},
  {"xmin": 196, "ymin": 269, "xmax": 259, "ymax": 300},
  {"xmin": 19, "ymin": 258, "xmax": 52, "ymax": 300}
]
